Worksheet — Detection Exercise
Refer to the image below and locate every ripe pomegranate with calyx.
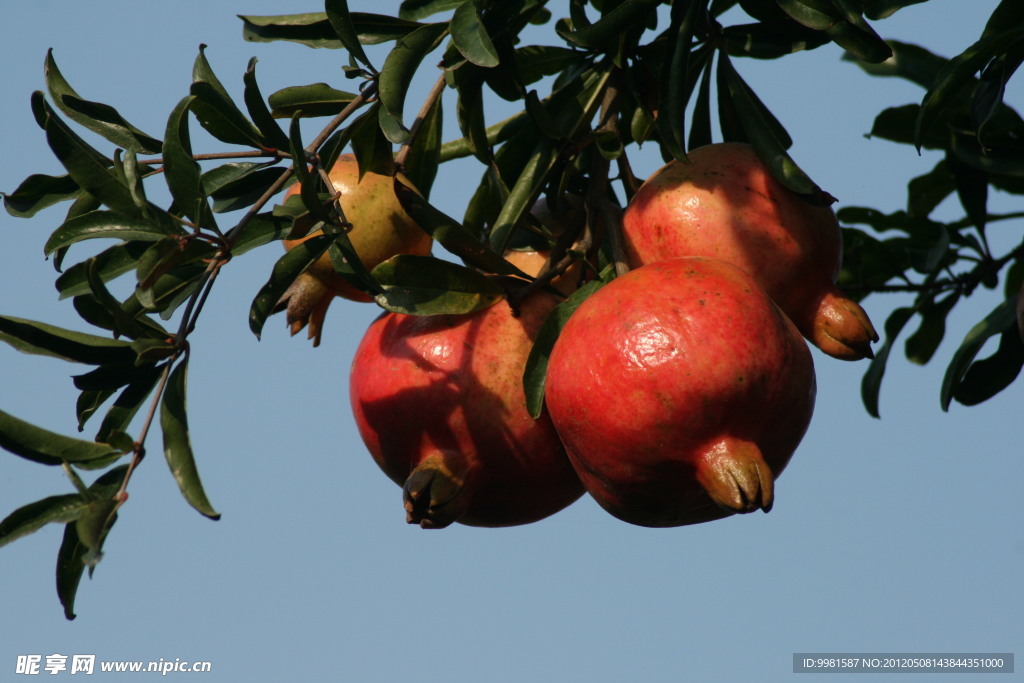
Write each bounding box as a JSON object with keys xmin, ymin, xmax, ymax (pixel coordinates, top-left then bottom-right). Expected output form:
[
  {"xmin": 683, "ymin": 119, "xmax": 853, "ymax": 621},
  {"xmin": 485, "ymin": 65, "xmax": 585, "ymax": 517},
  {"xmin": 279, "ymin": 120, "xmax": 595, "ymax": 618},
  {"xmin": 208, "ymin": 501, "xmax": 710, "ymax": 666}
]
[
  {"xmin": 276, "ymin": 154, "xmax": 431, "ymax": 346},
  {"xmin": 349, "ymin": 293, "xmax": 583, "ymax": 528},
  {"xmin": 621, "ymin": 142, "xmax": 877, "ymax": 361},
  {"xmin": 545, "ymin": 257, "xmax": 816, "ymax": 527}
]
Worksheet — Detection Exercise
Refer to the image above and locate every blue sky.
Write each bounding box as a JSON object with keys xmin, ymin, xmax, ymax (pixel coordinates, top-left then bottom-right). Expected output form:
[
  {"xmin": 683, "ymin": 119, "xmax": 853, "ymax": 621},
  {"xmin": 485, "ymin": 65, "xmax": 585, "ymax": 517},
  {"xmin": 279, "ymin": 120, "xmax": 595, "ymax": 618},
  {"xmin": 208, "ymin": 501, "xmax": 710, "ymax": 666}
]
[{"xmin": 1, "ymin": 2, "xmax": 1020, "ymax": 681}]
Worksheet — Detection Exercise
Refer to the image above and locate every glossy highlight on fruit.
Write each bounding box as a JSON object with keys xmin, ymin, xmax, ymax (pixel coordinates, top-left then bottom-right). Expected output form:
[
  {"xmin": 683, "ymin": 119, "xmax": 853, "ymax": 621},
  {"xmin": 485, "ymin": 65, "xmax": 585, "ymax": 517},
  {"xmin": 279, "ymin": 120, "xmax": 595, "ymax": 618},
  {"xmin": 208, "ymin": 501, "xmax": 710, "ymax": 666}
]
[
  {"xmin": 349, "ymin": 294, "xmax": 583, "ymax": 528},
  {"xmin": 545, "ymin": 257, "xmax": 816, "ymax": 527},
  {"xmin": 622, "ymin": 142, "xmax": 877, "ymax": 360},
  {"xmin": 276, "ymin": 154, "xmax": 431, "ymax": 346}
]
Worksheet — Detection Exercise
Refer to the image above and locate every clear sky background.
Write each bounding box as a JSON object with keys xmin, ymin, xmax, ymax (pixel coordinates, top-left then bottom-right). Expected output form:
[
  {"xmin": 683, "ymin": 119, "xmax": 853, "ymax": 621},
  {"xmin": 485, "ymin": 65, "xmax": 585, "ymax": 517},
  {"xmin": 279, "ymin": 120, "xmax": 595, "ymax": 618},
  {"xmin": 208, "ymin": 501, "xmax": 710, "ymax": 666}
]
[{"xmin": 1, "ymin": 2, "xmax": 1020, "ymax": 681}]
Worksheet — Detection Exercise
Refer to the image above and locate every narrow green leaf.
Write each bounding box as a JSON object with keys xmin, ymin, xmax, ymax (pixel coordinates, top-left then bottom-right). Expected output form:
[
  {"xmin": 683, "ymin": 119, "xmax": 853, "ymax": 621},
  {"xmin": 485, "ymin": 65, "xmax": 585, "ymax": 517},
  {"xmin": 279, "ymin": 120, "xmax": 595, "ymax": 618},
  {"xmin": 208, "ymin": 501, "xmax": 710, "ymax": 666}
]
[
  {"xmin": 92, "ymin": 364, "xmax": 163, "ymax": 443},
  {"xmin": 164, "ymin": 96, "xmax": 216, "ymax": 230},
  {"xmin": 243, "ymin": 58, "xmax": 291, "ymax": 150},
  {"xmin": 3, "ymin": 173, "xmax": 81, "ymax": 218},
  {"xmin": 325, "ymin": 0, "xmax": 374, "ymax": 68},
  {"xmin": 489, "ymin": 142, "xmax": 559, "ymax": 254},
  {"xmin": 402, "ymin": 88, "xmax": 443, "ymax": 198},
  {"xmin": 34, "ymin": 92, "xmax": 145, "ymax": 220},
  {"xmin": 240, "ymin": 12, "xmax": 420, "ymax": 48},
  {"xmin": 916, "ymin": 26, "xmax": 1024, "ymax": 150},
  {"xmin": 190, "ymin": 46, "xmax": 265, "ymax": 148},
  {"xmin": 861, "ymin": 306, "xmax": 915, "ymax": 418},
  {"xmin": 268, "ymin": 83, "xmax": 358, "ymax": 118},
  {"xmin": 907, "ymin": 160, "xmax": 955, "ymax": 218},
  {"xmin": 946, "ymin": 152, "xmax": 989, "ymax": 234},
  {"xmin": 953, "ymin": 326, "xmax": 1024, "ymax": 406},
  {"xmin": 723, "ymin": 20, "xmax": 829, "ymax": 59},
  {"xmin": 378, "ymin": 22, "xmax": 449, "ymax": 142},
  {"xmin": 451, "ymin": 1, "xmax": 500, "ymax": 67},
  {"xmin": 719, "ymin": 54, "xmax": 822, "ymax": 198},
  {"xmin": 863, "ymin": 0, "xmax": 928, "ymax": 20},
  {"xmin": 776, "ymin": 0, "xmax": 839, "ymax": 30},
  {"xmin": 160, "ymin": 361, "xmax": 220, "ymax": 519},
  {"xmin": 372, "ymin": 254, "xmax": 504, "ymax": 315},
  {"xmin": 205, "ymin": 163, "xmax": 288, "ymax": 214},
  {"xmin": 349, "ymin": 106, "xmax": 396, "ymax": 177},
  {"xmin": 524, "ymin": 280, "xmax": 606, "ymax": 418},
  {"xmin": 55, "ymin": 242, "xmax": 150, "ymax": 300},
  {"xmin": 847, "ymin": 40, "xmax": 946, "ymax": 89},
  {"xmin": 656, "ymin": 0, "xmax": 703, "ymax": 160},
  {"xmin": 392, "ymin": 175, "xmax": 526, "ymax": 278},
  {"xmin": 940, "ymin": 297, "xmax": 1017, "ymax": 411},
  {"xmin": 558, "ymin": 0, "xmax": 660, "ymax": 49},
  {"xmin": 249, "ymin": 234, "xmax": 335, "ymax": 339},
  {"xmin": 0, "ymin": 409, "xmax": 130, "ymax": 467},
  {"xmin": 688, "ymin": 63, "xmax": 713, "ymax": 149},
  {"xmin": 56, "ymin": 466, "xmax": 126, "ymax": 620},
  {"xmin": 825, "ymin": 1, "xmax": 892, "ymax": 63},
  {"xmin": 229, "ymin": 211, "xmax": 293, "ymax": 256},
  {"xmin": 44, "ymin": 210, "xmax": 177, "ymax": 257},
  {"xmin": 0, "ymin": 315, "xmax": 134, "ymax": 364},
  {"xmin": 400, "ymin": 0, "xmax": 463, "ymax": 21},
  {"xmin": 904, "ymin": 292, "xmax": 960, "ymax": 364},
  {"xmin": 0, "ymin": 494, "xmax": 90, "ymax": 549},
  {"xmin": 45, "ymin": 50, "xmax": 162, "ymax": 154}
]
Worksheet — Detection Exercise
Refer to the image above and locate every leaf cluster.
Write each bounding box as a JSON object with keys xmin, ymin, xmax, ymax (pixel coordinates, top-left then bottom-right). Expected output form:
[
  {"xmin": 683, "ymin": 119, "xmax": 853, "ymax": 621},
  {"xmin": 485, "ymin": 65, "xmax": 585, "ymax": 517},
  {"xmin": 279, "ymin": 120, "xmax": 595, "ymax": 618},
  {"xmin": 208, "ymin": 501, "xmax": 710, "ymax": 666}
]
[{"xmin": 0, "ymin": 0, "xmax": 1021, "ymax": 616}]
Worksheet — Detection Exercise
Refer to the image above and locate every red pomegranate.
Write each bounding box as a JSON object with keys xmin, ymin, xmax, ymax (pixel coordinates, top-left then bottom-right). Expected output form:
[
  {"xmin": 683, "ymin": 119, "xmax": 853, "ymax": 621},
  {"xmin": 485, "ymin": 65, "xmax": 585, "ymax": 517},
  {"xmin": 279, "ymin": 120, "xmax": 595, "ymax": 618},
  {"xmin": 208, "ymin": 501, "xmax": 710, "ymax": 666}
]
[
  {"xmin": 349, "ymin": 294, "xmax": 583, "ymax": 528},
  {"xmin": 545, "ymin": 257, "xmax": 816, "ymax": 527},
  {"xmin": 621, "ymin": 142, "xmax": 877, "ymax": 360}
]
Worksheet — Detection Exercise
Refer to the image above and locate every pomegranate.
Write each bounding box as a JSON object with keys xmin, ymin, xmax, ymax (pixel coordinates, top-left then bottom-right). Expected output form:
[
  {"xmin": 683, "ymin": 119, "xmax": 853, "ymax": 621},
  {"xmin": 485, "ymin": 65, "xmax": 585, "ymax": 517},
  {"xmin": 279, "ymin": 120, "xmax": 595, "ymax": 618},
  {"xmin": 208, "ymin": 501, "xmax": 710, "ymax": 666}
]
[
  {"xmin": 621, "ymin": 142, "xmax": 877, "ymax": 360},
  {"xmin": 276, "ymin": 154, "xmax": 431, "ymax": 346},
  {"xmin": 349, "ymin": 293, "xmax": 583, "ymax": 528},
  {"xmin": 545, "ymin": 257, "xmax": 816, "ymax": 527}
]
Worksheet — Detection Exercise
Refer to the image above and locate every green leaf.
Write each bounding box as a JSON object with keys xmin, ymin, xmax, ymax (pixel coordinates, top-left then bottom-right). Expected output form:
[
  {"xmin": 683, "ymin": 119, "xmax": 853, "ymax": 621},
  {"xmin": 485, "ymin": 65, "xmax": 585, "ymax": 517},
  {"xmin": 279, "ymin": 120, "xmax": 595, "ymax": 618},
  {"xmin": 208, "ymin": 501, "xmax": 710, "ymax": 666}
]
[
  {"xmin": 863, "ymin": 0, "xmax": 928, "ymax": 20},
  {"xmin": 847, "ymin": 40, "xmax": 946, "ymax": 90},
  {"xmin": 524, "ymin": 279, "xmax": 606, "ymax": 418},
  {"xmin": 0, "ymin": 494, "xmax": 91, "ymax": 549},
  {"xmin": 941, "ymin": 296, "xmax": 1018, "ymax": 411},
  {"xmin": 776, "ymin": 0, "xmax": 838, "ymax": 30},
  {"xmin": 718, "ymin": 54, "xmax": 822, "ymax": 198},
  {"xmin": 723, "ymin": 20, "xmax": 829, "ymax": 59},
  {"xmin": 904, "ymin": 292, "xmax": 960, "ymax": 364},
  {"xmin": 402, "ymin": 88, "xmax": 444, "ymax": 198},
  {"xmin": 688, "ymin": 63, "xmax": 713, "ymax": 149},
  {"xmin": 189, "ymin": 46, "xmax": 265, "ymax": 148},
  {"xmin": 451, "ymin": 1, "xmax": 500, "ymax": 67},
  {"xmin": 372, "ymin": 254, "xmax": 504, "ymax": 315},
  {"xmin": 243, "ymin": 58, "xmax": 291, "ymax": 150},
  {"xmin": 489, "ymin": 142, "xmax": 559, "ymax": 253},
  {"xmin": 907, "ymin": 160, "xmax": 955, "ymax": 218},
  {"xmin": 946, "ymin": 152, "xmax": 989, "ymax": 234},
  {"xmin": 160, "ymin": 361, "xmax": 220, "ymax": 520},
  {"xmin": 860, "ymin": 306, "xmax": 915, "ymax": 418},
  {"xmin": 515, "ymin": 45, "xmax": 582, "ymax": 86},
  {"xmin": 325, "ymin": 0, "xmax": 374, "ymax": 68},
  {"xmin": 164, "ymin": 96, "xmax": 216, "ymax": 230},
  {"xmin": 558, "ymin": 0, "xmax": 660, "ymax": 50},
  {"xmin": 953, "ymin": 325, "xmax": 1024, "ymax": 406},
  {"xmin": 55, "ymin": 242, "xmax": 150, "ymax": 300},
  {"xmin": 205, "ymin": 163, "xmax": 288, "ymax": 214},
  {"xmin": 0, "ymin": 409, "xmax": 130, "ymax": 467},
  {"xmin": 400, "ymin": 0, "xmax": 463, "ymax": 21},
  {"xmin": 33, "ymin": 92, "xmax": 147, "ymax": 220},
  {"xmin": 0, "ymin": 315, "xmax": 134, "ymax": 364},
  {"xmin": 44, "ymin": 50, "xmax": 162, "ymax": 154},
  {"xmin": 378, "ymin": 22, "xmax": 449, "ymax": 143},
  {"xmin": 240, "ymin": 12, "xmax": 420, "ymax": 48},
  {"xmin": 825, "ymin": 0, "xmax": 892, "ymax": 63},
  {"xmin": 268, "ymin": 83, "xmax": 358, "ymax": 118},
  {"xmin": 656, "ymin": 0, "xmax": 703, "ymax": 160},
  {"xmin": 56, "ymin": 466, "xmax": 126, "ymax": 620},
  {"xmin": 249, "ymin": 233, "xmax": 335, "ymax": 339},
  {"xmin": 44, "ymin": 210, "xmax": 178, "ymax": 257},
  {"xmin": 230, "ymin": 211, "xmax": 293, "ymax": 256},
  {"xmin": 392, "ymin": 174, "xmax": 527, "ymax": 277},
  {"xmin": 3, "ymin": 173, "xmax": 81, "ymax": 218},
  {"xmin": 93, "ymin": 364, "xmax": 164, "ymax": 443},
  {"xmin": 916, "ymin": 26, "xmax": 1024, "ymax": 150}
]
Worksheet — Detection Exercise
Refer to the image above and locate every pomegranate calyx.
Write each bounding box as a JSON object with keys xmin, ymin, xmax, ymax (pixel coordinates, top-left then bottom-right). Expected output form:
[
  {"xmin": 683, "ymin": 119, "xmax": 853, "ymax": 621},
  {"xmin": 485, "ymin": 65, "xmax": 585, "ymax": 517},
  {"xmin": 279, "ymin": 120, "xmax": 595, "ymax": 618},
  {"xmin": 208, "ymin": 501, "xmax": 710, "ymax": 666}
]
[
  {"xmin": 694, "ymin": 438, "xmax": 775, "ymax": 514},
  {"xmin": 402, "ymin": 452, "xmax": 473, "ymax": 529}
]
